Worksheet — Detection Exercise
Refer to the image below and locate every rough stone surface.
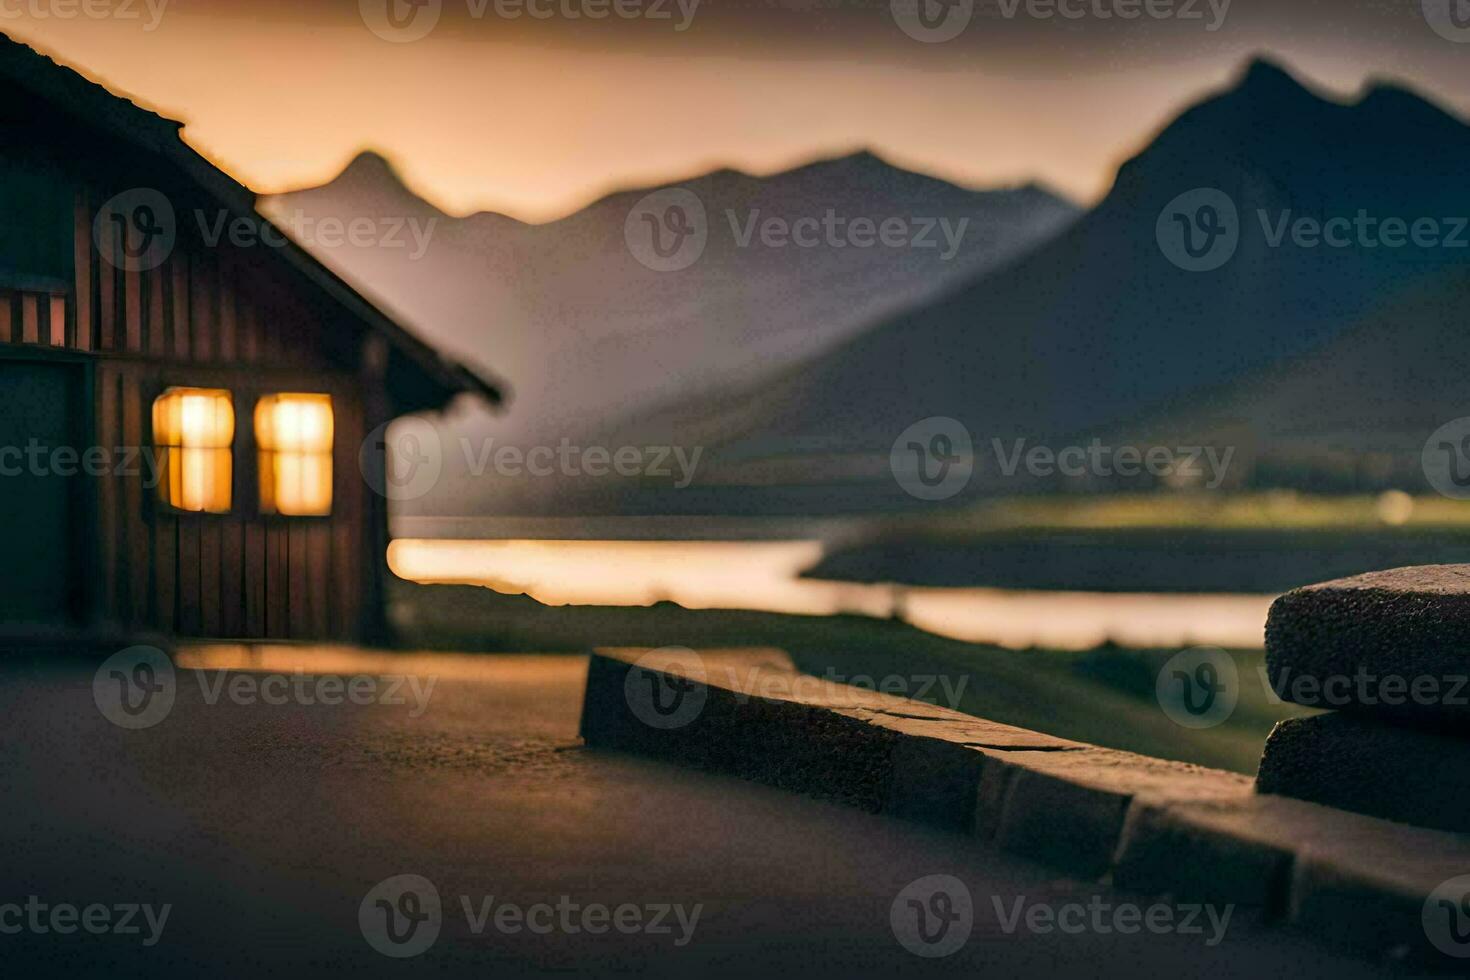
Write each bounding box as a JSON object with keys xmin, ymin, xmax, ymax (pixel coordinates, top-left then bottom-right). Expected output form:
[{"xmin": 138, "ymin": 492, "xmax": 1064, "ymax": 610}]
[
  {"xmin": 981, "ymin": 748, "xmax": 1252, "ymax": 877},
  {"xmin": 1265, "ymin": 564, "xmax": 1470, "ymax": 726},
  {"xmin": 1256, "ymin": 711, "xmax": 1470, "ymax": 834}
]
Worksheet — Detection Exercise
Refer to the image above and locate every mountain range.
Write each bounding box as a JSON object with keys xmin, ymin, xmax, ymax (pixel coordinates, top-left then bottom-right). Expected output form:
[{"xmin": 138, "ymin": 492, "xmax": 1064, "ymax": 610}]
[
  {"xmin": 595, "ymin": 58, "xmax": 1470, "ymax": 514},
  {"xmin": 266, "ymin": 57, "xmax": 1470, "ymax": 517},
  {"xmin": 261, "ymin": 150, "xmax": 1077, "ymax": 450}
]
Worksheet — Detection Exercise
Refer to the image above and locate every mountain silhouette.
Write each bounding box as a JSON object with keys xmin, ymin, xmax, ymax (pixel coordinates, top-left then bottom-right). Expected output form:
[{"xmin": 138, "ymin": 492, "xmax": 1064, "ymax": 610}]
[
  {"xmin": 262, "ymin": 150, "xmax": 1077, "ymax": 467},
  {"xmin": 610, "ymin": 57, "xmax": 1470, "ymax": 514}
]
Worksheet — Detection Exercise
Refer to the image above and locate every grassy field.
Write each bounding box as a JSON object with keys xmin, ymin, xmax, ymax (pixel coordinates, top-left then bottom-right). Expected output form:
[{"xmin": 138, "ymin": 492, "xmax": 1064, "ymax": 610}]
[{"xmin": 391, "ymin": 577, "xmax": 1312, "ymax": 775}]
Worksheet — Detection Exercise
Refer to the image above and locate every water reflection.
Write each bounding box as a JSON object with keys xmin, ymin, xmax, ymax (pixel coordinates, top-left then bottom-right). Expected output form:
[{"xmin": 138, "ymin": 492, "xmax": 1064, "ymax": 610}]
[{"xmin": 387, "ymin": 538, "xmax": 1272, "ymax": 651}]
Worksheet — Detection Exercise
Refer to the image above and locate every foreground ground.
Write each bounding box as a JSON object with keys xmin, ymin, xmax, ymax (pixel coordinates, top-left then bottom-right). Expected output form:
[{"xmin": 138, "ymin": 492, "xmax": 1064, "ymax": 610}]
[
  {"xmin": 394, "ymin": 581, "xmax": 1308, "ymax": 772},
  {"xmin": 0, "ymin": 648, "xmax": 1395, "ymax": 977}
]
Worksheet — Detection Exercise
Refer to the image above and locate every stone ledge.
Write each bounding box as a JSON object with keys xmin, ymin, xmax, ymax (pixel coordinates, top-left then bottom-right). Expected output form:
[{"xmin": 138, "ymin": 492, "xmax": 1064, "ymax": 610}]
[
  {"xmin": 580, "ymin": 647, "xmax": 1470, "ymax": 964},
  {"xmin": 1257, "ymin": 712, "xmax": 1470, "ymax": 834}
]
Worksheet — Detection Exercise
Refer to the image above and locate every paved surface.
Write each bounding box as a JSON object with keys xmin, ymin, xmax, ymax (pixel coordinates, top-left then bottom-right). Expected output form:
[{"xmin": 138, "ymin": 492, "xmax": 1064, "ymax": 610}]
[{"xmin": 0, "ymin": 648, "xmax": 1397, "ymax": 978}]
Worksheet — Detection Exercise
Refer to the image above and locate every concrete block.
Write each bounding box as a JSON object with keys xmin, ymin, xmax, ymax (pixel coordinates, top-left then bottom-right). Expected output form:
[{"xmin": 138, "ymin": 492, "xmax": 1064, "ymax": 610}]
[
  {"xmin": 1265, "ymin": 565, "xmax": 1470, "ymax": 726},
  {"xmin": 1256, "ymin": 711, "xmax": 1470, "ymax": 834}
]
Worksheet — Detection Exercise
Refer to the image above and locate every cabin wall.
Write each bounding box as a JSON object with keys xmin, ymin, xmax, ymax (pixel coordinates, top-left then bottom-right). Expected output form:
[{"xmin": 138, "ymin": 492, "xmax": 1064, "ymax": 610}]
[{"xmin": 0, "ymin": 188, "xmax": 381, "ymax": 640}]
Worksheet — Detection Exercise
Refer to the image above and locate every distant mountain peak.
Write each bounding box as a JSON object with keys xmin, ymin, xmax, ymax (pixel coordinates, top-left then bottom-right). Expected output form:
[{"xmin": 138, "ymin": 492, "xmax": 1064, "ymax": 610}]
[{"xmin": 338, "ymin": 149, "xmax": 402, "ymax": 183}]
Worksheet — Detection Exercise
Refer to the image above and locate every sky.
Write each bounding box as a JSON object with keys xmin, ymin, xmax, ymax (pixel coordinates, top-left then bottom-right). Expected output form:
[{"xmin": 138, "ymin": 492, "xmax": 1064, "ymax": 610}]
[{"xmin": 6, "ymin": 0, "xmax": 1470, "ymax": 221}]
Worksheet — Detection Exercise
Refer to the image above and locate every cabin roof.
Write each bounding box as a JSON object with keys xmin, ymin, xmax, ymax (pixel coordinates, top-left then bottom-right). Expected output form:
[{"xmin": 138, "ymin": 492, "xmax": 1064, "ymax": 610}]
[{"xmin": 0, "ymin": 32, "xmax": 505, "ymax": 411}]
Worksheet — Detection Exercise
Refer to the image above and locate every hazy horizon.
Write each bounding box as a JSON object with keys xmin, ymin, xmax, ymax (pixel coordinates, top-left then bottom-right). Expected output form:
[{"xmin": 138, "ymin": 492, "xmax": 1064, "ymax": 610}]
[{"xmin": 8, "ymin": 0, "xmax": 1470, "ymax": 221}]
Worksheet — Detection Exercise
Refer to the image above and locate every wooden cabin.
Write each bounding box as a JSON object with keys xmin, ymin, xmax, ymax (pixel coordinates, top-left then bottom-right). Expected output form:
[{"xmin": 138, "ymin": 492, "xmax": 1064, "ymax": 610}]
[{"xmin": 0, "ymin": 35, "xmax": 502, "ymax": 644}]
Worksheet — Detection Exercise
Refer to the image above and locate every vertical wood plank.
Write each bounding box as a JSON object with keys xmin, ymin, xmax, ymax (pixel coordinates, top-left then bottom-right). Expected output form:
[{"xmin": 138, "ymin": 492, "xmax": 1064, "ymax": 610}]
[
  {"xmin": 190, "ymin": 249, "xmax": 214, "ymax": 362},
  {"xmin": 288, "ymin": 522, "xmax": 308, "ymax": 637},
  {"xmin": 99, "ymin": 256, "xmax": 115, "ymax": 350},
  {"xmin": 147, "ymin": 263, "xmax": 167, "ymax": 357},
  {"xmin": 266, "ymin": 521, "xmax": 288, "ymax": 637},
  {"xmin": 49, "ymin": 295, "xmax": 66, "ymax": 346},
  {"xmin": 178, "ymin": 517, "xmax": 200, "ymax": 636},
  {"xmin": 96, "ymin": 368, "xmax": 120, "ymax": 625},
  {"xmin": 199, "ymin": 519, "xmax": 221, "ymax": 636},
  {"xmin": 121, "ymin": 374, "xmax": 148, "ymax": 627},
  {"xmin": 0, "ymin": 292, "xmax": 14, "ymax": 344},
  {"xmin": 171, "ymin": 252, "xmax": 190, "ymax": 360},
  {"xmin": 221, "ymin": 517, "xmax": 244, "ymax": 637},
  {"xmin": 74, "ymin": 190, "xmax": 93, "ymax": 350},
  {"xmin": 244, "ymin": 522, "xmax": 266, "ymax": 637},
  {"xmin": 21, "ymin": 294, "xmax": 39, "ymax": 344},
  {"xmin": 307, "ymin": 522, "xmax": 330, "ymax": 639},
  {"xmin": 217, "ymin": 253, "xmax": 237, "ymax": 363},
  {"xmin": 153, "ymin": 515, "xmax": 177, "ymax": 634},
  {"xmin": 124, "ymin": 268, "xmax": 142, "ymax": 352}
]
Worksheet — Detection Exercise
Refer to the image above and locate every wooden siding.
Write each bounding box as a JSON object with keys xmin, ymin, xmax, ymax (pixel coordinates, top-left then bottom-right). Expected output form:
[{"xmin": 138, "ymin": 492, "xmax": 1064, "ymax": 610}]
[{"xmin": 0, "ymin": 189, "xmax": 381, "ymax": 640}]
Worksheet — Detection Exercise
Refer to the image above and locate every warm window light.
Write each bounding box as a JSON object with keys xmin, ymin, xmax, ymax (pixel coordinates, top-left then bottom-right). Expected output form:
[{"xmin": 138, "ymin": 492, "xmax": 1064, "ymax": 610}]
[
  {"xmin": 256, "ymin": 393, "xmax": 334, "ymax": 516},
  {"xmin": 153, "ymin": 388, "xmax": 234, "ymax": 514}
]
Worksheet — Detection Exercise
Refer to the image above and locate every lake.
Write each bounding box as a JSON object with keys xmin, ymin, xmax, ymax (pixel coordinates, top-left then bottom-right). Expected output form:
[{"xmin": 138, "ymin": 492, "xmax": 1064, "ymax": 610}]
[{"xmin": 387, "ymin": 537, "xmax": 1274, "ymax": 651}]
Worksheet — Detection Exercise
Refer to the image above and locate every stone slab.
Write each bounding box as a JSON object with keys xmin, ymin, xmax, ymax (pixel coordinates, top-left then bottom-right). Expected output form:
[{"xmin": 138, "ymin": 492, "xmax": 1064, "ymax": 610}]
[
  {"xmin": 1256, "ymin": 711, "xmax": 1470, "ymax": 834},
  {"xmin": 1265, "ymin": 565, "xmax": 1470, "ymax": 727}
]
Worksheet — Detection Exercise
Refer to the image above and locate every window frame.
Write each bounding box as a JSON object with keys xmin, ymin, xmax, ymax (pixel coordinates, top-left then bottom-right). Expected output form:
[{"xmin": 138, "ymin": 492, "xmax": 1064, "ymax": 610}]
[
  {"xmin": 145, "ymin": 373, "xmax": 350, "ymax": 525},
  {"xmin": 254, "ymin": 391, "xmax": 336, "ymax": 519}
]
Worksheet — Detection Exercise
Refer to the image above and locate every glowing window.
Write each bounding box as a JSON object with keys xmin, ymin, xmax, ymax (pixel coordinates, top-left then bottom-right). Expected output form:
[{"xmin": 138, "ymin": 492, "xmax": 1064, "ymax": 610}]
[
  {"xmin": 255, "ymin": 393, "xmax": 334, "ymax": 517},
  {"xmin": 153, "ymin": 388, "xmax": 234, "ymax": 514}
]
